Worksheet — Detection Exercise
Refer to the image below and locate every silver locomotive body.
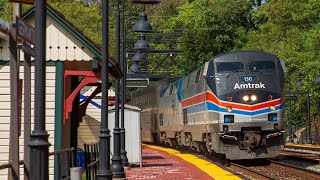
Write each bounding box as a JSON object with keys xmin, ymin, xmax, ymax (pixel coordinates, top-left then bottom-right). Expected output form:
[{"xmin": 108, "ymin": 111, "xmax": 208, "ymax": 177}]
[{"xmin": 130, "ymin": 51, "xmax": 286, "ymax": 160}]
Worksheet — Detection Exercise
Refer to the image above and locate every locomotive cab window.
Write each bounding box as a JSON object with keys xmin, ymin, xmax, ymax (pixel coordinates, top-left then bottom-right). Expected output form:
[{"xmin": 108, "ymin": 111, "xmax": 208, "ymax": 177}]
[
  {"xmin": 249, "ymin": 61, "xmax": 275, "ymax": 72},
  {"xmin": 216, "ymin": 62, "xmax": 244, "ymax": 73}
]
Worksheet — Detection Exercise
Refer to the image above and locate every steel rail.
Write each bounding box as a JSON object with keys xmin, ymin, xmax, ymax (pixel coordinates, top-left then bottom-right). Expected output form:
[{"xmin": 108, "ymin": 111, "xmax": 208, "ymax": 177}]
[
  {"xmin": 229, "ymin": 162, "xmax": 275, "ymax": 180},
  {"xmin": 269, "ymin": 159, "xmax": 320, "ymax": 178}
]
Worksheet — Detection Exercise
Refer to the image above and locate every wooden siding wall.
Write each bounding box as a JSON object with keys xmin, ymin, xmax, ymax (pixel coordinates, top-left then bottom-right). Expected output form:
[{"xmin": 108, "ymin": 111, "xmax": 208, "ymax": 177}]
[
  {"xmin": 0, "ymin": 64, "xmax": 56, "ymax": 179},
  {"xmin": 21, "ymin": 17, "xmax": 95, "ymax": 61}
]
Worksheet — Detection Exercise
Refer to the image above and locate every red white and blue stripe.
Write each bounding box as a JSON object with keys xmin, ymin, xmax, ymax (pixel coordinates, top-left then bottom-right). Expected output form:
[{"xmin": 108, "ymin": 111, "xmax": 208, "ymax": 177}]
[{"xmin": 181, "ymin": 91, "xmax": 283, "ymax": 116}]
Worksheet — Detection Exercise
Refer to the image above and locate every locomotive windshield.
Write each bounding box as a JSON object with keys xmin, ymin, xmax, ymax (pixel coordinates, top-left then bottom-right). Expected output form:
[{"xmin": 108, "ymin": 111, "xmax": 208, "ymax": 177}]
[
  {"xmin": 216, "ymin": 62, "xmax": 244, "ymax": 73},
  {"xmin": 249, "ymin": 61, "xmax": 275, "ymax": 72}
]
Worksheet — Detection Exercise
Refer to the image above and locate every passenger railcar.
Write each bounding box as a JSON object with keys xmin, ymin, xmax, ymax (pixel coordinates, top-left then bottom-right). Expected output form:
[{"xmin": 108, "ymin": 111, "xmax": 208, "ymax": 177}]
[{"xmin": 129, "ymin": 51, "xmax": 286, "ymax": 160}]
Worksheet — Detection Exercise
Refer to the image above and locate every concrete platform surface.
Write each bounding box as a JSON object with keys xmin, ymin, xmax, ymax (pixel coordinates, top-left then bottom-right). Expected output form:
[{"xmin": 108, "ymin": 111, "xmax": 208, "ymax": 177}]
[{"xmin": 125, "ymin": 145, "xmax": 241, "ymax": 180}]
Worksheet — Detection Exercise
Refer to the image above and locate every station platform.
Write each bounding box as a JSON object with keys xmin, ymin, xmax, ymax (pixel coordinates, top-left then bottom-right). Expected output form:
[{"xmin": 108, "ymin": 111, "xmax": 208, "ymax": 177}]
[
  {"xmin": 285, "ymin": 143, "xmax": 320, "ymax": 151},
  {"xmin": 125, "ymin": 144, "xmax": 241, "ymax": 180}
]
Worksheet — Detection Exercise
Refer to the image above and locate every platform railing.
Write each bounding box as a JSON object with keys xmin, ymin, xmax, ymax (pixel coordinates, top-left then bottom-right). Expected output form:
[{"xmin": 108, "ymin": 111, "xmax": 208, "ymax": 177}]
[
  {"xmin": 0, "ymin": 147, "xmax": 76, "ymax": 180},
  {"xmin": 84, "ymin": 141, "xmax": 100, "ymax": 180},
  {"xmin": 50, "ymin": 147, "xmax": 76, "ymax": 180}
]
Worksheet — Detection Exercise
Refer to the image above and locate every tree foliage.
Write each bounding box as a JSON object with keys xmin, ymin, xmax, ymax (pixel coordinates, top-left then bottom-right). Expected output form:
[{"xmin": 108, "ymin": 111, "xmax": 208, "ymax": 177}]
[
  {"xmin": 1, "ymin": 0, "xmax": 320, "ymax": 129},
  {"xmin": 163, "ymin": 0, "xmax": 253, "ymax": 74},
  {"xmin": 244, "ymin": 0, "xmax": 320, "ymax": 127}
]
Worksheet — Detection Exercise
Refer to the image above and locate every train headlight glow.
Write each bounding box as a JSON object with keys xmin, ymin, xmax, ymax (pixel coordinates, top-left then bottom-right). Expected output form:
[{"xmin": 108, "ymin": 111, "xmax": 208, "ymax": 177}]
[
  {"xmin": 242, "ymin": 95, "xmax": 249, "ymax": 102},
  {"xmin": 269, "ymin": 105, "xmax": 276, "ymax": 111},
  {"xmin": 226, "ymin": 106, "xmax": 232, "ymax": 112},
  {"xmin": 250, "ymin": 95, "xmax": 257, "ymax": 102}
]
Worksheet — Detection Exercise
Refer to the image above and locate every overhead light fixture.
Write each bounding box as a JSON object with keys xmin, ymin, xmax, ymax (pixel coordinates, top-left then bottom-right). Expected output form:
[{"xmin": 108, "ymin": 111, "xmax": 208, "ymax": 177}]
[
  {"xmin": 132, "ymin": 51, "xmax": 146, "ymax": 62},
  {"xmin": 128, "ymin": 62, "xmax": 141, "ymax": 74},
  {"xmin": 133, "ymin": 11, "xmax": 154, "ymax": 33},
  {"xmin": 134, "ymin": 34, "xmax": 151, "ymax": 50}
]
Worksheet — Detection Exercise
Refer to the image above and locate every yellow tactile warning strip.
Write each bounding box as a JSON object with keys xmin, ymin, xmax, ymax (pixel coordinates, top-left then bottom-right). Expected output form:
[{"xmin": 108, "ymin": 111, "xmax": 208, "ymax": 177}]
[
  {"xmin": 145, "ymin": 144, "xmax": 242, "ymax": 180},
  {"xmin": 286, "ymin": 143, "xmax": 320, "ymax": 149}
]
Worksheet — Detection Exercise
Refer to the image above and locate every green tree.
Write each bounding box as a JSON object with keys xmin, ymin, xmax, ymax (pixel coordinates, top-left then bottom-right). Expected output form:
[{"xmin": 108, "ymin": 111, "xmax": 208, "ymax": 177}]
[
  {"xmin": 244, "ymin": 0, "xmax": 320, "ymax": 127},
  {"xmin": 164, "ymin": 0, "xmax": 253, "ymax": 74}
]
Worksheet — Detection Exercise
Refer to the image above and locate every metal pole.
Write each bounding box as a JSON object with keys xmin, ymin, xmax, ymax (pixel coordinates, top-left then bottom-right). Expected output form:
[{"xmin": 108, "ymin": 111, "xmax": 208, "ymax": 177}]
[
  {"xmin": 29, "ymin": 1, "xmax": 51, "ymax": 179},
  {"xmin": 111, "ymin": 0, "xmax": 125, "ymax": 178},
  {"xmin": 306, "ymin": 91, "xmax": 312, "ymax": 144},
  {"xmin": 24, "ymin": 48, "xmax": 31, "ymax": 180},
  {"xmin": 120, "ymin": 0, "xmax": 129, "ymax": 167},
  {"xmin": 97, "ymin": 0, "xmax": 113, "ymax": 179},
  {"xmin": 288, "ymin": 100, "xmax": 293, "ymax": 143},
  {"xmin": 8, "ymin": 4, "xmax": 20, "ymax": 180}
]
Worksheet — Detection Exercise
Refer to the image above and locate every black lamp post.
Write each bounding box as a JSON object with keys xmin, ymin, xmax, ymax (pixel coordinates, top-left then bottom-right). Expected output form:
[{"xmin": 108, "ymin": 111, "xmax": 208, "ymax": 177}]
[
  {"xmin": 111, "ymin": 0, "xmax": 125, "ymax": 178},
  {"xmin": 120, "ymin": 0, "xmax": 129, "ymax": 168},
  {"xmin": 97, "ymin": 0, "xmax": 113, "ymax": 178},
  {"xmin": 30, "ymin": 1, "xmax": 51, "ymax": 179},
  {"xmin": 119, "ymin": 0, "xmax": 158, "ymax": 168}
]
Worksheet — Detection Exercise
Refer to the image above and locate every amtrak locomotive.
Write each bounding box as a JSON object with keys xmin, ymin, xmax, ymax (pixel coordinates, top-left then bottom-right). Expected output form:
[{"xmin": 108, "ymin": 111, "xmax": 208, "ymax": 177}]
[{"xmin": 129, "ymin": 51, "xmax": 286, "ymax": 160}]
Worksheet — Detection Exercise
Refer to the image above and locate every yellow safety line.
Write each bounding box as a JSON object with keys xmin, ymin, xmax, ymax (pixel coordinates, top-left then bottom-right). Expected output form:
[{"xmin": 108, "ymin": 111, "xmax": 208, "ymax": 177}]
[
  {"xmin": 286, "ymin": 143, "xmax": 320, "ymax": 148},
  {"xmin": 145, "ymin": 144, "xmax": 242, "ymax": 180}
]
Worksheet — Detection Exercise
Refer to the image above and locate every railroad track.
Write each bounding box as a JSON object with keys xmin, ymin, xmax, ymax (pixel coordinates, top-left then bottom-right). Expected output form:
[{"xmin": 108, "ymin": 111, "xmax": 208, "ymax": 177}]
[
  {"xmin": 230, "ymin": 159, "xmax": 320, "ymax": 179},
  {"xmin": 280, "ymin": 149, "xmax": 320, "ymax": 162},
  {"xmin": 268, "ymin": 160, "xmax": 320, "ymax": 179},
  {"xmin": 228, "ymin": 162, "xmax": 275, "ymax": 180}
]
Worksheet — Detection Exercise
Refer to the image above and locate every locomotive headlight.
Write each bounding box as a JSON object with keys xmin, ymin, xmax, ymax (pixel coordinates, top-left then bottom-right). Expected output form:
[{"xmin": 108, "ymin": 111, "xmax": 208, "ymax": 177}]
[
  {"xmin": 269, "ymin": 105, "xmax": 276, "ymax": 111},
  {"xmin": 242, "ymin": 95, "xmax": 249, "ymax": 102},
  {"xmin": 250, "ymin": 95, "xmax": 258, "ymax": 102},
  {"xmin": 226, "ymin": 106, "xmax": 232, "ymax": 112}
]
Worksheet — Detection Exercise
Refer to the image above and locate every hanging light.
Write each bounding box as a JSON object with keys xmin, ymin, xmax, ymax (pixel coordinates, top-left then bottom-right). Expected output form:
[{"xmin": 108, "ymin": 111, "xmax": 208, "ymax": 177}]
[
  {"xmin": 132, "ymin": 51, "xmax": 146, "ymax": 62},
  {"xmin": 133, "ymin": 11, "xmax": 153, "ymax": 33},
  {"xmin": 134, "ymin": 34, "xmax": 151, "ymax": 50},
  {"xmin": 130, "ymin": 0, "xmax": 160, "ymax": 4},
  {"xmin": 128, "ymin": 62, "xmax": 141, "ymax": 74}
]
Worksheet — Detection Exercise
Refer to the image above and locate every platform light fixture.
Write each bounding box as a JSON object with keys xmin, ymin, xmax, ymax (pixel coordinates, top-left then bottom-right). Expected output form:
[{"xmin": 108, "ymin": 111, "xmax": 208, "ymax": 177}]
[
  {"xmin": 134, "ymin": 34, "xmax": 151, "ymax": 50},
  {"xmin": 133, "ymin": 11, "xmax": 154, "ymax": 32}
]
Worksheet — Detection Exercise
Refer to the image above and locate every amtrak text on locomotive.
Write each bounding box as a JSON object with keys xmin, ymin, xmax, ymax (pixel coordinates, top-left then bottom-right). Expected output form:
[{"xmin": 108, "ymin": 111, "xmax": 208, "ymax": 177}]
[{"xmin": 234, "ymin": 82, "xmax": 265, "ymax": 89}]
